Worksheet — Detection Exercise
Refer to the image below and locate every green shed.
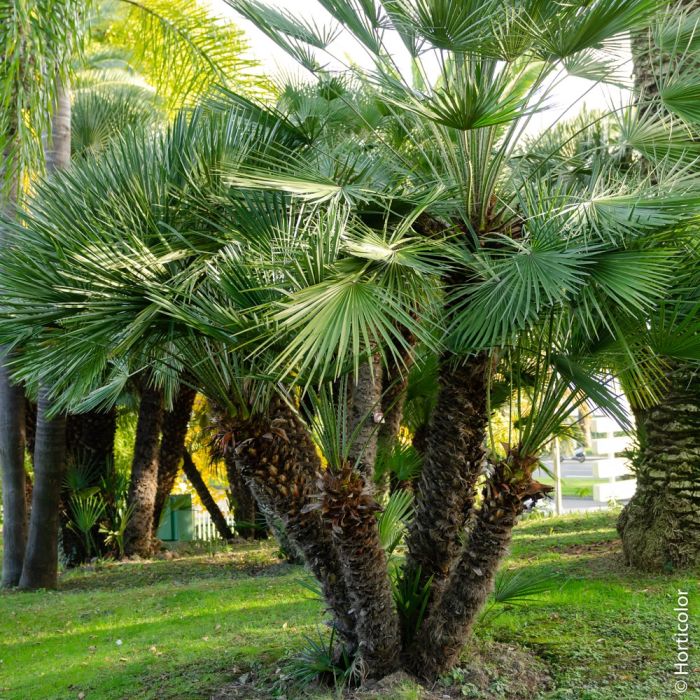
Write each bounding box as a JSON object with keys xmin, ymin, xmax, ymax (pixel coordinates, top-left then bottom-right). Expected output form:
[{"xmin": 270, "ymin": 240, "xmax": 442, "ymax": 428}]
[{"xmin": 157, "ymin": 494, "xmax": 194, "ymax": 541}]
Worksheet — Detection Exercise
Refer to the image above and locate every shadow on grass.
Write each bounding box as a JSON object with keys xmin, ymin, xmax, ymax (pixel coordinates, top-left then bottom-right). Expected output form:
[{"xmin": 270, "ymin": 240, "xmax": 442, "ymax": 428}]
[{"xmin": 59, "ymin": 545, "xmax": 298, "ymax": 593}]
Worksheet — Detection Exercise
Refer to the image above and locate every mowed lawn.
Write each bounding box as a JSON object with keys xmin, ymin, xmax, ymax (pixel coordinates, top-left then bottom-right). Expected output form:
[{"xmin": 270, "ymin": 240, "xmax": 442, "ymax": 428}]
[{"xmin": 1, "ymin": 511, "xmax": 697, "ymax": 700}]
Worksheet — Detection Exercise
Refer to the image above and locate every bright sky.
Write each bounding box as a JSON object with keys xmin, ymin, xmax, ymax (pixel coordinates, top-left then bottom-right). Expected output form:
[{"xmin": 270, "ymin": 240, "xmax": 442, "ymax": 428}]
[{"xmin": 206, "ymin": 0, "xmax": 632, "ymax": 136}]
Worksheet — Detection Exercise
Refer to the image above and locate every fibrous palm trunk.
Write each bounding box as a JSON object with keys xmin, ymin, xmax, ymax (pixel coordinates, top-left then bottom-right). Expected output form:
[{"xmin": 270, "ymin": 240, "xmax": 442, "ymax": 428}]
[
  {"xmin": 124, "ymin": 384, "xmax": 163, "ymax": 557},
  {"xmin": 18, "ymin": 387, "xmax": 67, "ymax": 590},
  {"xmin": 182, "ymin": 450, "xmax": 234, "ymax": 541},
  {"xmin": 618, "ymin": 364, "xmax": 700, "ymax": 570},
  {"xmin": 0, "ymin": 366, "xmax": 27, "ymax": 587},
  {"xmin": 617, "ymin": 1, "xmax": 700, "ymax": 570},
  {"xmin": 321, "ymin": 465, "xmax": 401, "ymax": 678},
  {"xmin": 404, "ymin": 354, "xmax": 490, "ymax": 590},
  {"xmin": 152, "ymin": 385, "xmax": 197, "ymax": 537},
  {"xmin": 227, "ymin": 398, "xmax": 357, "ymax": 650},
  {"xmin": 409, "ymin": 456, "xmax": 548, "ymax": 677}
]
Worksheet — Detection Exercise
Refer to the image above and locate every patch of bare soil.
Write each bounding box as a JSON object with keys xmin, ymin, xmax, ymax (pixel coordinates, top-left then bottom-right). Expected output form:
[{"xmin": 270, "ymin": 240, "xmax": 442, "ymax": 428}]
[{"xmin": 211, "ymin": 641, "xmax": 552, "ymax": 699}]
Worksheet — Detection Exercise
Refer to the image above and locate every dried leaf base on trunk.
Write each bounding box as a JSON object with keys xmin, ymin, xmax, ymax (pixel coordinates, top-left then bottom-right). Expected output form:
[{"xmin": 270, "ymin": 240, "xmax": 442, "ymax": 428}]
[
  {"xmin": 407, "ymin": 457, "xmax": 550, "ymax": 678},
  {"xmin": 405, "ymin": 354, "xmax": 490, "ymax": 590},
  {"xmin": 320, "ymin": 466, "xmax": 401, "ymax": 679},
  {"xmin": 618, "ymin": 367, "xmax": 700, "ymax": 570},
  {"xmin": 224, "ymin": 398, "xmax": 357, "ymax": 650}
]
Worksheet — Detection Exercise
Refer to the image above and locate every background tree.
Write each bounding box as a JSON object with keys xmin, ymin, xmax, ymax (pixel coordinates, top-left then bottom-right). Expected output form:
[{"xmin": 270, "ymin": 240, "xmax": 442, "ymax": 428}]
[
  {"xmin": 0, "ymin": 0, "xmax": 264, "ymax": 584},
  {"xmin": 617, "ymin": 0, "xmax": 700, "ymax": 571},
  {"xmin": 0, "ymin": 0, "xmax": 81, "ymax": 588}
]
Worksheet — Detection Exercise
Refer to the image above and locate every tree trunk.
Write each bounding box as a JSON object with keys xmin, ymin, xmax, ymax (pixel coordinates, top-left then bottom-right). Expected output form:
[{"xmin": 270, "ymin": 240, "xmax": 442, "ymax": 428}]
[
  {"xmin": 152, "ymin": 385, "xmax": 196, "ymax": 536},
  {"xmin": 124, "ymin": 385, "xmax": 163, "ymax": 557},
  {"xmin": 404, "ymin": 354, "xmax": 490, "ymax": 590},
  {"xmin": 18, "ymin": 387, "xmax": 67, "ymax": 590},
  {"xmin": 0, "ymin": 115, "xmax": 26, "ymax": 589},
  {"xmin": 348, "ymin": 354, "xmax": 383, "ymax": 479},
  {"xmin": 618, "ymin": 365, "xmax": 700, "ymax": 570},
  {"xmin": 61, "ymin": 409, "xmax": 118, "ymax": 566},
  {"xmin": 618, "ymin": 1, "xmax": 700, "ymax": 571},
  {"xmin": 227, "ymin": 399, "xmax": 357, "ymax": 650},
  {"xmin": 409, "ymin": 456, "xmax": 548, "ymax": 678},
  {"xmin": 17, "ymin": 79, "xmax": 71, "ymax": 589},
  {"xmin": 182, "ymin": 450, "xmax": 234, "ymax": 541},
  {"xmin": 0, "ymin": 367, "xmax": 27, "ymax": 587},
  {"xmin": 321, "ymin": 466, "xmax": 401, "ymax": 678},
  {"xmin": 225, "ymin": 454, "xmax": 261, "ymax": 539}
]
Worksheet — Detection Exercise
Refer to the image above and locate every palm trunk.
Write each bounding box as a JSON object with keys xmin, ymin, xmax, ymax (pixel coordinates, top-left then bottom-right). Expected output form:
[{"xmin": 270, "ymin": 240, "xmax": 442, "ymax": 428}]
[
  {"xmin": 18, "ymin": 387, "xmax": 67, "ymax": 590},
  {"xmin": 182, "ymin": 450, "xmax": 234, "ymax": 541},
  {"xmin": 153, "ymin": 385, "xmax": 196, "ymax": 536},
  {"xmin": 227, "ymin": 398, "xmax": 357, "ymax": 650},
  {"xmin": 124, "ymin": 384, "xmax": 163, "ymax": 557},
  {"xmin": 404, "ymin": 354, "xmax": 490, "ymax": 590},
  {"xmin": 0, "ymin": 367, "xmax": 27, "ymax": 587},
  {"xmin": 17, "ymin": 79, "xmax": 71, "ymax": 589},
  {"xmin": 0, "ymin": 120, "xmax": 26, "ymax": 589},
  {"xmin": 618, "ymin": 364, "xmax": 700, "ymax": 570},
  {"xmin": 409, "ymin": 456, "xmax": 548, "ymax": 678},
  {"xmin": 321, "ymin": 465, "xmax": 401, "ymax": 678},
  {"xmin": 348, "ymin": 354, "xmax": 384, "ymax": 479},
  {"xmin": 225, "ymin": 454, "xmax": 260, "ymax": 539},
  {"xmin": 617, "ymin": 2, "xmax": 700, "ymax": 570},
  {"xmin": 61, "ymin": 409, "xmax": 118, "ymax": 565}
]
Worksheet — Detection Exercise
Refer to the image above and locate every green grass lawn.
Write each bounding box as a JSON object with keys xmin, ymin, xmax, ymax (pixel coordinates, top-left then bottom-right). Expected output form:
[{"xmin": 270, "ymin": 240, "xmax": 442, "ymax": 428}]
[{"xmin": 1, "ymin": 512, "xmax": 697, "ymax": 699}]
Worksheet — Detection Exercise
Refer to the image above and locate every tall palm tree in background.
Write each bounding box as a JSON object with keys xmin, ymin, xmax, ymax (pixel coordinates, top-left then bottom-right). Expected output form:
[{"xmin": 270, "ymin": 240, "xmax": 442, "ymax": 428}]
[
  {"xmin": 616, "ymin": 0, "xmax": 700, "ymax": 571},
  {"xmin": 0, "ymin": 0, "xmax": 262, "ymax": 585},
  {"xmin": 0, "ymin": 0, "xmax": 80, "ymax": 588},
  {"xmin": 2, "ymin": 0, "xmax": 700, "ymax": 684}
]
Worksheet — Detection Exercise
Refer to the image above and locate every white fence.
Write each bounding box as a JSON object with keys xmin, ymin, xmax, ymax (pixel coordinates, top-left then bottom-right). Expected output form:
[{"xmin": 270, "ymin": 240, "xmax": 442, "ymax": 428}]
[{"xmin": 193, "ymin": 510, "xmax": 236, "ymax": 541}]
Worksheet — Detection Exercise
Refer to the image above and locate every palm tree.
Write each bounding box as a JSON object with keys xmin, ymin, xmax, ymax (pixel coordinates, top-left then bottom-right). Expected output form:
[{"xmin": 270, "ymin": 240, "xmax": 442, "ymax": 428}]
[
  {"xmin": 0, "ymin": 0, "xmax": 79, "ymax": 588},
  {"xmin": 0, "ymin": 0, "xmax": 262, "ymax": 586},
  {"xmin": 3, "ymin": 0, "xmax": 700, "ymax": 681},
  {"xmin": 616, "ymin": 0, "xmax": 700, "ymax": 571},
  {"xmin": 18, "ymin": 75, "xmax": 72, "ymax": 591}
]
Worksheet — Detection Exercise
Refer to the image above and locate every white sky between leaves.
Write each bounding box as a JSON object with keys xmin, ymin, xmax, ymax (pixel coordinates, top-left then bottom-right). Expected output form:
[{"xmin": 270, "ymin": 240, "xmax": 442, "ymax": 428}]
[{"xmin": 205, "ymin": 0, "xmax": 632, "ymax": 135}]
